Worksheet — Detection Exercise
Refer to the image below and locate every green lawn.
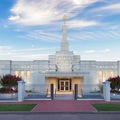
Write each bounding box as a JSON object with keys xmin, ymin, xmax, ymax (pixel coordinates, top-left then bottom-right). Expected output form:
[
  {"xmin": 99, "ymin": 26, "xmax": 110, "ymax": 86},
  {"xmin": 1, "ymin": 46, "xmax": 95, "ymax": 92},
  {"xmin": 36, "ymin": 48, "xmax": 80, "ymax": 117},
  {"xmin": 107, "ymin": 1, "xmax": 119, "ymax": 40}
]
[
  {"xmin": 92, "ymin": 104, "xmax": 120, "ymax": 111},
  {"xmin": 0, "ymin": 104, "xmax": 37, "ymax": 111}
]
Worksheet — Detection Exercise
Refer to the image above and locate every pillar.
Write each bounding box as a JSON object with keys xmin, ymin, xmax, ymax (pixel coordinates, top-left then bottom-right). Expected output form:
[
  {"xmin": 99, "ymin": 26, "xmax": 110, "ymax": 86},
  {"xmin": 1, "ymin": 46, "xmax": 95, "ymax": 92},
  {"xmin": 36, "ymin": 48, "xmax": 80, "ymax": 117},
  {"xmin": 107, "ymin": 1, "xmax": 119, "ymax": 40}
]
[
  {"xmin": 74, "ymin": 84, "xmax": 78, "ymax": 100},
  {"xmin": 18, "ymin": 81, "xmax": 26, "ymax": 102},
  {"xmin": 50, "ymin": 84, "xmax": 54, "ymax": 100},
  {"xmin": 103, "ymin": 81, "xmax": 111, "ymax": 101}
]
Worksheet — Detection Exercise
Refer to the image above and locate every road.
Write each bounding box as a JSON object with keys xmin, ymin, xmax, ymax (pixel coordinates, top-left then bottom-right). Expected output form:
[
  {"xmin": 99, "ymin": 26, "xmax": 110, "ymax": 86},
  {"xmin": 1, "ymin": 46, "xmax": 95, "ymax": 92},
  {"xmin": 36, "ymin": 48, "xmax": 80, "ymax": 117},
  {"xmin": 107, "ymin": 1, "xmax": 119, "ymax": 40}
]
[{"xmin": 0, "ymin": 112, "xmax": 120, "ymax": 120}]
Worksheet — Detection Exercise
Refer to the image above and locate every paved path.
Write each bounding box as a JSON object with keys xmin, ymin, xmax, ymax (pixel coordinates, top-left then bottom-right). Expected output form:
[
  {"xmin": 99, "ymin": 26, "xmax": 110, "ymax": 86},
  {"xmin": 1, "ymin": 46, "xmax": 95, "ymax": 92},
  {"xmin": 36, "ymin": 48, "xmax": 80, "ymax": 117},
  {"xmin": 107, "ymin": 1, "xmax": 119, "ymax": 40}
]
[{"xmin": 32, "ymin": 100, "xmax": 97, "ymax": 112}]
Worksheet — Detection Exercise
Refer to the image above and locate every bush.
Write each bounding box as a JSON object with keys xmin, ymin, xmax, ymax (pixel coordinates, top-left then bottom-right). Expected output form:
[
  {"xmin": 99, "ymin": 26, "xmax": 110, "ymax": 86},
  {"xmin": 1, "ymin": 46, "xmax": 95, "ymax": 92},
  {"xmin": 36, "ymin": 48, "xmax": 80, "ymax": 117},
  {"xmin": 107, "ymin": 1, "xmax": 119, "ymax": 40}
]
[
  {"xmin": 0, "ymin": 74, "xmax": 22, "ymax": 93},
  {"xmin": 107, "ymin": 76, "xmax": 120, "ymax": 93}
]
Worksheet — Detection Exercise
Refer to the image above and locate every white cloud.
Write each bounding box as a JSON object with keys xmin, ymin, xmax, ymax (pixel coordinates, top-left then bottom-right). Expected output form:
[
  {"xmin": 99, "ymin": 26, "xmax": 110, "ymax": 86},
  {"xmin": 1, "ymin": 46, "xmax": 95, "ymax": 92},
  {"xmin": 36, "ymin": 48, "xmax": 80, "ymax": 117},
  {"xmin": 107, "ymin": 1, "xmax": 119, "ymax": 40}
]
[
  {"xmin": 3, "ymin": 25, "xmax": 8, "ymax": 28},
  {"xmin": 68, "ymin": 30, "xmax": 120, "ymax": 42},
  {"xmin": 71, "ymin": 0, "xmax": 98, "ymax": 5},
  {"xmin": 0, "ymin": 46, "xmax": 11, "ymax": 50},
  {"xmin": 100, "ymin": 48, "xmax": 110, "ymax": 52},
  {"xmin": 67, "ymin": 20, "xmax": 98, "ymax": 28},
  {"xmin": 85, "ymin": 50, "xmax": 96, "ymax": 53},
  {"xmin": 26, "ymin": 30, "xmax": 61, "ymax": 42},
  {"xmin": 0, "ymin": 46, "xmax": 56, "ymax": 61},
  {"xmin": 8, "ymin": 0, "xmax": 75, "ymax": 25},
  {"xmin": 14, "ymin": 53, "xmax": 49, "ymax": 60},
  {"xmin": 8, "ymin": 15, "xmax": 20, "ymax": 21},
  {"xmin": 110, "ymin": 31, "xmax": 120, "ymax": 37},
  {"xmin": 91, "ymin": 3, "xmax": 120, "ymax": 14},
  {"xmin": 8, "ymin": 0, "xmax": 99, "ymax": 26},
  {"xmin": 72, "ymin": 0, "xmax": 82, "ymax": 4},
  {"xmin": 101, "ymin": 3, "xmax": 120, "ymax": 10}
]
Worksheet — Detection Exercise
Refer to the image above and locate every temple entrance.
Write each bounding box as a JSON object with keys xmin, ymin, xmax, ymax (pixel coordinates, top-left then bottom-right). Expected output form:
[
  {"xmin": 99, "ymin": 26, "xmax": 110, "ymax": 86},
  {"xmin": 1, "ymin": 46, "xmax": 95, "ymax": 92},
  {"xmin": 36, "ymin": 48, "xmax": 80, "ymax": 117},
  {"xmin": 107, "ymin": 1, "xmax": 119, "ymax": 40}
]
[
  {"xmin": 46, "ymin": 76, "xmax": 83, "ymax": 95},
  {"xmin": 60, "ymin": 80, "xmax": 70, "ymax": 91}
]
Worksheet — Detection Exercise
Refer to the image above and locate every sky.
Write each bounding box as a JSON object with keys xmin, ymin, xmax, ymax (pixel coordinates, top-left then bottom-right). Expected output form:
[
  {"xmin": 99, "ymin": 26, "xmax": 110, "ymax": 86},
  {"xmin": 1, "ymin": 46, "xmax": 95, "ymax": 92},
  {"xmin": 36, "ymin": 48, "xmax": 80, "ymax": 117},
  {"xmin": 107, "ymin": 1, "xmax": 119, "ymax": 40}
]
[{"xmin": 0, "ymin": 0, "xmax": 120, "ymax": 61}]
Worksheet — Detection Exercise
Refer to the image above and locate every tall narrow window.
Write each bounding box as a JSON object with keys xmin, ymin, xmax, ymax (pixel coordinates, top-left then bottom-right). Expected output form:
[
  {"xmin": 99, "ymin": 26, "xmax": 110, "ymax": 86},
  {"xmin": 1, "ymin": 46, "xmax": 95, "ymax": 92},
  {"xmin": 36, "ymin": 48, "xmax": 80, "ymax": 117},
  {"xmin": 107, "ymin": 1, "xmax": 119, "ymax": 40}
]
[
  {"xmin": 14, "ymin": 71, "xmax": 19, "ymax": 76},
  {"xmin": 109, "ymin": 71, "xmax": 115, "ymax": 77},
  {"xmin": 20, "ymin": 71, "xmax": 25, "ymax": 80},
  {"xmin": 97, "ymin": 71, "xmax": 102, "ymax": 84},
  {"xmin": 26, "ymin": 70, "xmax": 30, "ymax": 81}
]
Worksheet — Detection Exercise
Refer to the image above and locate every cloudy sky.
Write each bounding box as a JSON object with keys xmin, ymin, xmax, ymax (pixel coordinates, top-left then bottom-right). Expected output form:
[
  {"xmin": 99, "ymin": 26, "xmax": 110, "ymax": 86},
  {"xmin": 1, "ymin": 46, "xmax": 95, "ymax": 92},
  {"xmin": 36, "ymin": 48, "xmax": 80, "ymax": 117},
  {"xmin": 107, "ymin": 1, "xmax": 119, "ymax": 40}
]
[{"xmin": 0, "ymin": 0, "xmax": 120, "ymax": 61}]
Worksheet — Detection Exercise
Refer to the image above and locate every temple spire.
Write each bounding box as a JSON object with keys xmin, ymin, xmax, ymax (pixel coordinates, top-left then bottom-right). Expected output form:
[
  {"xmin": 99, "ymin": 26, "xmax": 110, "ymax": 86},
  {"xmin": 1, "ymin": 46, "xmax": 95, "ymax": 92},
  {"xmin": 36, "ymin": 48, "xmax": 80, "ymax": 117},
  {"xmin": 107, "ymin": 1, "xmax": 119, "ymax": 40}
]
[
  {"xmin": 61, "ymin": 15, "xmax": 69, "ymax": 51},
  {"xmin": 63, "ymin": 15, "xmax": 67, "ymax": 24}
]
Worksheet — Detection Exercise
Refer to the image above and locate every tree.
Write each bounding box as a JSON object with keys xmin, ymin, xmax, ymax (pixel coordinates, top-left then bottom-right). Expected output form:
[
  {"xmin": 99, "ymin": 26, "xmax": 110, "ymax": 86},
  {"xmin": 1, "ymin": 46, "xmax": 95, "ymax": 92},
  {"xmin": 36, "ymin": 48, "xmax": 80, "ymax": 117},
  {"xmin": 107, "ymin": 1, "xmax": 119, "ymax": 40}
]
[
  {"xmin": 0, "ymin": 74, "xmax": 22, "ymax": 93},
  {"xmin": 107, "ymin": 76, "xmax": 120, "ymax": 93}
]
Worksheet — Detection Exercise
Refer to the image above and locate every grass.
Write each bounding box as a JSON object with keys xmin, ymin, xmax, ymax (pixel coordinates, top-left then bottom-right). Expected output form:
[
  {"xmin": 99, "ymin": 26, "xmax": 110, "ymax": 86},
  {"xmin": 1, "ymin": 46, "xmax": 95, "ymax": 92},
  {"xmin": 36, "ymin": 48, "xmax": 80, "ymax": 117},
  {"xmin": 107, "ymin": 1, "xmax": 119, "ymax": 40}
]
[
  {"xmin": 92, "ymin": 104, "xmax": 120, "ymax": 111},
  {"xmin": 0, "ymin": 104, "xmax": 37, "ymax": 111}
]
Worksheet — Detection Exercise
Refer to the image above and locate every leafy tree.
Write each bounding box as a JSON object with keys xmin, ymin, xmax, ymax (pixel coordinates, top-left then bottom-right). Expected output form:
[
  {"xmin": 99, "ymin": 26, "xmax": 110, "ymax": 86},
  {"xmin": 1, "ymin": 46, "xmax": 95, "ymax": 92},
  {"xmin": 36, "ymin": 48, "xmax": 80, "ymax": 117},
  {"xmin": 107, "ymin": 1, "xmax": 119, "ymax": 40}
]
[
  {"xmin": 107, "ymin": 76, "xmax": 120, "ymax": 93},
  {"xmin": 0, "ymin": 74, "xmax": 22, "ymax": 93}
]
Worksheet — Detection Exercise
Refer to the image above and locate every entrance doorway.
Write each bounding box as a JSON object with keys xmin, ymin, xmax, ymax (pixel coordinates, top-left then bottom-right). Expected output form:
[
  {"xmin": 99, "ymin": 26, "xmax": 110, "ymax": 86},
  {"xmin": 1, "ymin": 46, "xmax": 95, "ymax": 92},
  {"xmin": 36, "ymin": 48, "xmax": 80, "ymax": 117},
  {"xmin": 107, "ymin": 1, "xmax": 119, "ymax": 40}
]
[{"xmin": 60, "ymin": 80, "xmax": 70, "ymax": 91}]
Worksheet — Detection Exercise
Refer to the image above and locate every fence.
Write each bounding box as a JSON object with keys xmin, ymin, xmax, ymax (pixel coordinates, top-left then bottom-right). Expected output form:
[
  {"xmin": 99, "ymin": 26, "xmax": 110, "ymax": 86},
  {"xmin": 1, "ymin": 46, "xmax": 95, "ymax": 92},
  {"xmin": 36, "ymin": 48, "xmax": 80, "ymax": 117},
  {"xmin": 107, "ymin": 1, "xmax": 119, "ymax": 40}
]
[
  {"xmin": 25, "ymin": 84, "xmax": 51, "ymax": 99},
  {"xmin": 0, "ymin": 84, "xmax": 18, "ymax": 100},
  {"xmin": 77, "ymin": 84, "xmax": 103, "ymax": 99},
  {"xmin": 110, "ymin": 85, "xmax": 120, "ymax": 100}
]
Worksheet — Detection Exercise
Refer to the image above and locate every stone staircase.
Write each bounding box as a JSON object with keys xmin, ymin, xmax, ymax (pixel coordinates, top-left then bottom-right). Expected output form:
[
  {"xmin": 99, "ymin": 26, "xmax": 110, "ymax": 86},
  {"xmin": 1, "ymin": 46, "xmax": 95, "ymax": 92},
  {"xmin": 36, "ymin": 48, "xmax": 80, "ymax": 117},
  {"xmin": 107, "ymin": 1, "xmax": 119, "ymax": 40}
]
[{"xmin": 54, "ymin": 94, "xmax": 74, "ymax": 100}]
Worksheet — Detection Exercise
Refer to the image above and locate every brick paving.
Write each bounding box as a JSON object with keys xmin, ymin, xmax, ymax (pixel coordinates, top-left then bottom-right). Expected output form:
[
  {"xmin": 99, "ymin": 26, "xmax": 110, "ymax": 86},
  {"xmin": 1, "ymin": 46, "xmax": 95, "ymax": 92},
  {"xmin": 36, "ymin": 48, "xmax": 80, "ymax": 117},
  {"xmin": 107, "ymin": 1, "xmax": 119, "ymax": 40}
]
[
  {"xmin": 0, "ymin": 100, "xmax": 120, "ymax": 112},
  {"xmin": 32, "ymin": 100, "xmax": 97, "ymax": 112}
]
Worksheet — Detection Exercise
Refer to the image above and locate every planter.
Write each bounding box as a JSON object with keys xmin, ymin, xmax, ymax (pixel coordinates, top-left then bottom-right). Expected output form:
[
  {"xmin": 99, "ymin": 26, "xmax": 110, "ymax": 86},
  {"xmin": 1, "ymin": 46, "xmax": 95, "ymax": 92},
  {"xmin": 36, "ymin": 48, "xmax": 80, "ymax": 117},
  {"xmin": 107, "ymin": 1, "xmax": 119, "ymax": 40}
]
[
  {"xmin": 110, "ymin": 93, "xmax": 120, "ymax": 100},
  {"xmin": 0, "ymin": 93, "xmax": 18, "ymax": 100}
]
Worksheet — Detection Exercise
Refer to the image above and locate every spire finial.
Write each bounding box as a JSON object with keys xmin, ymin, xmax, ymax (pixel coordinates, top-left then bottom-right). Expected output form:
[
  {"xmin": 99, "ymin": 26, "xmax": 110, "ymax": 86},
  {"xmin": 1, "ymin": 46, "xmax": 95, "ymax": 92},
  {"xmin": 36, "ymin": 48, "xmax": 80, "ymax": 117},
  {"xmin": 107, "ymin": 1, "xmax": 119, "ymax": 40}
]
[{"xmin": 63, "ymin": 15, "xmax": 67, "ymax": 24}]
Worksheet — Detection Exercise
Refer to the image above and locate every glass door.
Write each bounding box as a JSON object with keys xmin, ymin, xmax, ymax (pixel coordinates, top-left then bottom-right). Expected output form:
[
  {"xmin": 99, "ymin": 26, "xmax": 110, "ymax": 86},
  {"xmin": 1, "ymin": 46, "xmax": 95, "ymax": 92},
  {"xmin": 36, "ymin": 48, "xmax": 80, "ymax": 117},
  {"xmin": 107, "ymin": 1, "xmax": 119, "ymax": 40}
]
[{"xmin": 60, "ymin": 80, "xmax": 70, "ymax": 91}]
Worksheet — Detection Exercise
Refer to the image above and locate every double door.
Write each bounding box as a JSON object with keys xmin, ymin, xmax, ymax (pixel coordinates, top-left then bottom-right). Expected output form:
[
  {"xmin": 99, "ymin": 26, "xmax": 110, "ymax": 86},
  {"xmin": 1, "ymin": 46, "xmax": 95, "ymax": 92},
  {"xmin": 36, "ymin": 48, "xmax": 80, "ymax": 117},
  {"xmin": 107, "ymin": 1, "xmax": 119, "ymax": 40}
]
[{"xmin": 60, "ymin": 80, "xmax": 70, "ymax": 91}]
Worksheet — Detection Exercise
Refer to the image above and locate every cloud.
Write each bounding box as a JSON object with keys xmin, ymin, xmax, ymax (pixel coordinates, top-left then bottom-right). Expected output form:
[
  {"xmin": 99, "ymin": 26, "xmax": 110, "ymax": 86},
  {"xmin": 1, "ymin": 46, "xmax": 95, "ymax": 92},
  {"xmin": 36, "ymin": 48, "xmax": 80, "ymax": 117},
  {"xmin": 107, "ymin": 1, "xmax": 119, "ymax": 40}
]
[
  {"xmin": 67, "ymin": 20, "xmax": 98, "ymax": 28},
  {"xmin": 8, "ymin": 0, "xmax": 75, "ymax": 25},
  {"xmin": 8, "ymin": 15, "xmax": 20, "ymax": 21},
  {"xmin": 3, "ymin": 25, "xmax": 8, "ymax": 28},
  {"xmin": 91, "ymin": 3, "xmax": 120, "ymax": 14},
  {"xmin": 68, "ymin": 30, "xmax": 120, "ymax": 42},
  {"xmin": 26, "ymin": 30, "xmax": 61, "ymax": 42},
  {"xmin": 101, "ymin": 3, "xmax": 120, "ymax": 10},
  {"xmin": 14, "ymin": 53, "xmax": 50, "ymax": 60},
  {"xmin": 72, "ymin": 0, "xmax": 82, "ymax": 4},
  {"xmin": 8, "ymin": 0, "xmax": 99, "ymax": 26},
  {"xmin": 71, "ymin": 0, "xmax": 98, "ymax": 5},
  {"xmin": 0, "ymin": 45, "xmax": 56, "ymax": 61},
  {"xmin": 100, "ymin": 48, "xmax": 110, "ymax": 52},
  {"xmin": 0, "ymin": 46, "xmax": 11, "ymax": 50},
  {"xmin": 85, "ymin": 50, "xmax": 96, "ymax": 53}
]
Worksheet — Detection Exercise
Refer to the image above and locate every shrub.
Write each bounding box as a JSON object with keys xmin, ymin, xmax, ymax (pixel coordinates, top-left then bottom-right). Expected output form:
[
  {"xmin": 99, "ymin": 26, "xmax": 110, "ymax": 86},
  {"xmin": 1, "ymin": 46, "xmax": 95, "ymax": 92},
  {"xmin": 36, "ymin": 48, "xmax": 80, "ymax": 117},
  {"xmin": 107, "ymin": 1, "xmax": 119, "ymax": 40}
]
[
  {"xmin": 107, "ymin": 76, "xmax": 120, "ymax": 93},
  {"xmin": 0, "ymin": 74, "xmax": 22, "ymax": 93}
]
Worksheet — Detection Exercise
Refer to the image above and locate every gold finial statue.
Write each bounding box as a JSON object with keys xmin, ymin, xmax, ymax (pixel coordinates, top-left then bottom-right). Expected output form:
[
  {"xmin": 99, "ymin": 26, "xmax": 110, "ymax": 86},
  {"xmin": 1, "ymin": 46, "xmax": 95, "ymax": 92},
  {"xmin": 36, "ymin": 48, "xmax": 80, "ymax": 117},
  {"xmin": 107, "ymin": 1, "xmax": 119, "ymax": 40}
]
[{"xmin": 63, "ymin": 15, "xmax": 67, "ymax": 24}]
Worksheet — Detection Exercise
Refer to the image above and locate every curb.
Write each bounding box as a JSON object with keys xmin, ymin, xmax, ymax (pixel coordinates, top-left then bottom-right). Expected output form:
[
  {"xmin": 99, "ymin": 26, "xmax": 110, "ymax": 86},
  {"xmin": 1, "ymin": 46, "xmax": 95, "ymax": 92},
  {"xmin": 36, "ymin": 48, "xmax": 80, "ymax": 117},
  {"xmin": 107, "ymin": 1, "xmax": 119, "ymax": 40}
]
[{"xmin": 0, "ymin": 111, "xmax": 120, "ymax": 114}]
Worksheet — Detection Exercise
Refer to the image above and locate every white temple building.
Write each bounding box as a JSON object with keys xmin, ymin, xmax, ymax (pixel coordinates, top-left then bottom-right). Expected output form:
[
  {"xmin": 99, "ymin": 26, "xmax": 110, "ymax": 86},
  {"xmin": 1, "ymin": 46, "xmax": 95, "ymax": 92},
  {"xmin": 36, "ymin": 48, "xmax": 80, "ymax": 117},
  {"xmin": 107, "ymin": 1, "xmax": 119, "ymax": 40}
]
[{"xmin": 0, "ymin": 16, "xmax": 120, "ymax": 94}]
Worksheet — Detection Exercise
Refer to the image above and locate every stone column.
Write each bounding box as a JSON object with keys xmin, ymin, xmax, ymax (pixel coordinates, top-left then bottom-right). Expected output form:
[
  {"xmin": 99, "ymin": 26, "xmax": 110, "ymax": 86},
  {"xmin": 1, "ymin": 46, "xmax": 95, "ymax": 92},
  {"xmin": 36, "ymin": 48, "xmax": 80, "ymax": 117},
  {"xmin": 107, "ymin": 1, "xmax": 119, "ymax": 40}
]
[
  {"xmin": 103, "ymin": 81, "xmax": 111, "ymax": 101},
  {"xmin": 18, "ymin": 81, "xmax": 26, "ymax": 102}
]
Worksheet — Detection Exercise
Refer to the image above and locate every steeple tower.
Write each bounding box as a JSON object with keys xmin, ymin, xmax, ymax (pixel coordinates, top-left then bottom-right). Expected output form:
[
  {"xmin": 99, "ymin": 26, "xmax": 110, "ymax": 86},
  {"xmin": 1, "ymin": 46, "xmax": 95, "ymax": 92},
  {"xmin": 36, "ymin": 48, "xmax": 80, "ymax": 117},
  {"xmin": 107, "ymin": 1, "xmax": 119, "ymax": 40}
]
[{"xmin": 61, "ymin": 15, "xmax": 69, "ymax": 51}]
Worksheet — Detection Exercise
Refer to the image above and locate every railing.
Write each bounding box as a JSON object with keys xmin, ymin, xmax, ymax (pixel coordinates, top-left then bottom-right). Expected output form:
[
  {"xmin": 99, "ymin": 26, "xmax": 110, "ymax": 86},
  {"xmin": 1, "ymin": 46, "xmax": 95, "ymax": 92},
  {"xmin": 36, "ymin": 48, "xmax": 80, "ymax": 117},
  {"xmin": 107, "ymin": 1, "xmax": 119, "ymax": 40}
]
[
  {"xmin": 25, "ymin": 84, "xmax": 51, "ymax": 99},
  {"xmin": 110, "ymin": 85, "xmax": 120, "ymax": 100},
  {"xmin": 76, "ymin": 84, "xmax": 103, "ymax": 99},
  {"xmin": 0, "ymin": 84, "xmax": 18, "ymax": 100}
]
